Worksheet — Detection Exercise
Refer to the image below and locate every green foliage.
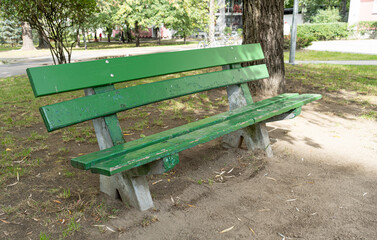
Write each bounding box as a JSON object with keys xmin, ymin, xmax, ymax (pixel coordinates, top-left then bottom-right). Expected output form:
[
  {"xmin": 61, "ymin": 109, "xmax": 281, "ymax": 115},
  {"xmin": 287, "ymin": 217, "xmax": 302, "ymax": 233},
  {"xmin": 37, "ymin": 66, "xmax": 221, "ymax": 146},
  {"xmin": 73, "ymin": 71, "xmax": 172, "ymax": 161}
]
[
  {"xmin": 0, "ymin": 0, "xmax": 96, "ymax": 64},
  {"xmin": 284, "ymin": 0, "xmax": 294, "ymax": 8},
  {"xmin": 39, "ymin": 232, "xmax": 51, "ymax": 240},
  {"xmin": 164, "ymin": 0, "xmax": 209, "ymax": 42},
  {"xmin": 60, "ymin": 216, "xmax": 81, "ymax": 238},
  {"xmin": 311, "ymin": 7, "xmax": 341, "ymax": 23},
  {"xmin": 0, "ymin": 19, "xmax": 21, "ymax": 46},
  {"xmin": 357, "ymin": 21, "xmax": 377, "ymax": 38},
  {"xmin": 297, "ymin": 22, "xmax": 349, "ymax": 41},
  {"xmin": 300, "ymin": 0, "xmax": 349, "ymax": 22},
  {"xmin": 283, "ymin": 34, "xmax": 315, "ymax": 50},
  {"xmin": 224, "ymin": 27, "xmax": 232, "ymax": 36}
]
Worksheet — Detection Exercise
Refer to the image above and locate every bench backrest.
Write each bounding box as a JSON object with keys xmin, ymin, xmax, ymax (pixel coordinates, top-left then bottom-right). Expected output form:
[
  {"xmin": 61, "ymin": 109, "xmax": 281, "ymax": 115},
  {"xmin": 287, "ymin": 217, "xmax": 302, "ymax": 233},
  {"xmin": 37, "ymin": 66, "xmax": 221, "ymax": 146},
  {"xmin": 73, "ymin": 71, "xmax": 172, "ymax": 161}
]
[{"xmin": 27, "ymin": 44, "xmax": 269, "ymax": 132}]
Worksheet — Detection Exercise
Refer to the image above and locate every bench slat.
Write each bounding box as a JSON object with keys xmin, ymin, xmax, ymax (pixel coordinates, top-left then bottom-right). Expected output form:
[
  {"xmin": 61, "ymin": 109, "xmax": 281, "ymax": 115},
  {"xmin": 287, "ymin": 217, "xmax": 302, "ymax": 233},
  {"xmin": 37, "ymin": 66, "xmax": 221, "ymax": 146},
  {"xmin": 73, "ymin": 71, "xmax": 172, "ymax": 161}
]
[
  {"xmin": 40, "ymin": 64, "xmax": 269, "ymax": 131},
  {"xmin": 27, "ymin": 44, "xmax": 264, "ymax": 97},
  {"xmin": 89, "ymin": 94, "xmax": 321, "ymax": 176},
  {"xmin": 71, "ymin": 93, "xmax": 317, "ymax": 171}
]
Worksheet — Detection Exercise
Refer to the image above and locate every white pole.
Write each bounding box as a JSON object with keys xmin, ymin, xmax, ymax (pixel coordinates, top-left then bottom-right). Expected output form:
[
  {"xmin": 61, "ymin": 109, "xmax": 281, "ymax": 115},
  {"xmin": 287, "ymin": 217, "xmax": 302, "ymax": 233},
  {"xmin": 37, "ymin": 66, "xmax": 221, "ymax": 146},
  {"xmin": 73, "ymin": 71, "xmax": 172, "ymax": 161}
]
[{"xmin": 289, "ymin": 0, "xmax": 299, "ymax": 64}]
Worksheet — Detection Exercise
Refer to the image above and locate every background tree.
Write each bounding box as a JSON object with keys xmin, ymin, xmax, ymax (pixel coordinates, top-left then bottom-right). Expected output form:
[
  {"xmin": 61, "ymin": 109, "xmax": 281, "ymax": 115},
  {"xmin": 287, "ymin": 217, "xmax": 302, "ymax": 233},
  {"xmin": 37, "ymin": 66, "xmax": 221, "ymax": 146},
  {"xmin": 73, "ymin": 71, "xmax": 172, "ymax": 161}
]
[
  {"xmin": 0, "ymin": 19, "xmax": 21, "ymax": 47},
  {"xmin": 165, "ymin": 0, "xmax": 209, "ymax": 44},
  {"xmin": 116, "ymin": 0, "xmax": 156, "ymax": 47},
  {"xmin": 0, "ymin": 0, "xmax": 96, "ymax": 64},
  {"xmin": 300, "ymin": 0, "xmax": 350, "ymax": 22},
  {"xmin": 243, "ymin": 0, "xmax": 285, "ymax": 96},
  {"xmin": 20, "ymin": 22, "xmax": 37, "ymax": 51},
  {"xmin": 311, "ymin": 7, "xmax": 341, "ymax": 23},
  {"xmin": 94, "ymin": 0, "xmax": 119, "ymax": 43}
]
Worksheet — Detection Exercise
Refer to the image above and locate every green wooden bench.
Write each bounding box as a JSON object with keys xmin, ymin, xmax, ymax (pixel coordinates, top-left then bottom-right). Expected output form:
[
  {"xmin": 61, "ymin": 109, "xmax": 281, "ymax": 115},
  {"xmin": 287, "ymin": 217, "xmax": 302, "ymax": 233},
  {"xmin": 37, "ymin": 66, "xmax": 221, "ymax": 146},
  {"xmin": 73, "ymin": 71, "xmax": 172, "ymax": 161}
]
[{"xmin": 27, "ymin": 44, "xmax": 321, "ymax": 211}]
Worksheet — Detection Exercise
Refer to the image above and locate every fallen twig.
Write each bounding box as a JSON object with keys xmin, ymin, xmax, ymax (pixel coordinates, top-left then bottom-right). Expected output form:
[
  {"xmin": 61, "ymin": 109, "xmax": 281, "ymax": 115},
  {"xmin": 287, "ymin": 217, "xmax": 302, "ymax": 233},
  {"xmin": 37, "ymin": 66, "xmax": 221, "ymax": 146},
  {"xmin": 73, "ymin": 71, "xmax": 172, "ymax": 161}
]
[{"xmin": 220, "ymin": 226, "xmax": 234, "ymax": 233}]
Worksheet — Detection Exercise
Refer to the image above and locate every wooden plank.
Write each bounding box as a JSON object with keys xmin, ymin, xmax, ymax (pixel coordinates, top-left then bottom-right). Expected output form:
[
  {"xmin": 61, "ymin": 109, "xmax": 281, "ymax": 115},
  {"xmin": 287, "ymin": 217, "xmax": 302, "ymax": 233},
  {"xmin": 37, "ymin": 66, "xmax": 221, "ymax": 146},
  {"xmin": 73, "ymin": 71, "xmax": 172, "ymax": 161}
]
[
  {"xmin": 71, "ymin": 93, "xmax": 319, "ymax": 170},
  {"xmin": 40, "ymin": 64, "xmax": 269, "ymax": 131},
  {"xmin": 27, "ymin": 44, "xmax": 265, "ymax": 97},
  {"xmin": 89, "ymin": 94, "xmax": 322, "ymax": 176}
]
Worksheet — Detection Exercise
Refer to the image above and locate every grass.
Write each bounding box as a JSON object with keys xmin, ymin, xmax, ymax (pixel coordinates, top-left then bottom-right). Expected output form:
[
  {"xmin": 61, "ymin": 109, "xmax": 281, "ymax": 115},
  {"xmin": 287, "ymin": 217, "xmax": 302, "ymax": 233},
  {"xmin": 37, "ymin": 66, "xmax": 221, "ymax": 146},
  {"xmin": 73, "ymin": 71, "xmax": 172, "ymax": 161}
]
[
  {"xmin": 76, "ymin": 39, "xmax": 197, "ymax": 50},
  {"xmin": 284, "ymin": 50, "xmax": 377, "ymax": 61},
  {"xmin": 286, "ymin": 64, "xmax": 377, "ymax": 95}
]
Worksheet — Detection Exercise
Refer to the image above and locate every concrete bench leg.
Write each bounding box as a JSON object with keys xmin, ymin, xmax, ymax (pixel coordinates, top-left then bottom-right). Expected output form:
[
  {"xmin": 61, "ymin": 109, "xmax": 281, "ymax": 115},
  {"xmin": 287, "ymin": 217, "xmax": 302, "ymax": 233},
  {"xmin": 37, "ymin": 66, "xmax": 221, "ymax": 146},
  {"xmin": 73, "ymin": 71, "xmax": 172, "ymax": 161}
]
[
  {"xmin": 223, "ymin": 80, "xmax": 273, "ymax": 157},
  {"xmin": 242, "ymin": 123, "xmax": 273, "ymax": 157},
  {"xmin": 86, "ymin": 87, "xmax": 154, "ymax": 211},
  {"xmin": 100, "ymin": 174, "xmax": 154, "ymax": 211}
]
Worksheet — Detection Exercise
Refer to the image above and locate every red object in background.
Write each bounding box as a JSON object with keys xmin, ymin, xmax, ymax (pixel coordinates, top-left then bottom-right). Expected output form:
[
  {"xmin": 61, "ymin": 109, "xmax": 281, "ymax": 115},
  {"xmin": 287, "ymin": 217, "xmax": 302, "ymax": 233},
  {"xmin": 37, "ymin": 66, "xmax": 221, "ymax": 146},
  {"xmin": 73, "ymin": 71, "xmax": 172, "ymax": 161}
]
[{"xmin": 233, "ymin": 4, "xmax": 241, "ymax": 13}]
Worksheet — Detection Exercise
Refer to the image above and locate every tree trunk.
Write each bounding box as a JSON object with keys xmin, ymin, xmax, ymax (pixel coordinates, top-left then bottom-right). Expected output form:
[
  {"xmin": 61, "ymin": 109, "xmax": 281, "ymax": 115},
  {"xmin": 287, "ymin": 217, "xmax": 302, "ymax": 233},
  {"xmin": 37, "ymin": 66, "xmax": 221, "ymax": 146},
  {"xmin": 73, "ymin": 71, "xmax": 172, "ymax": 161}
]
[
  {"xmin": 340, "ymin": 0, "xmax": 349, "ymax": 22},
  {"xmin": 21, "ymin": 22, "xmax": 36, "ymax": 51},
  {"xmin": 135, "ymin": 21, "xmax": 140, "ymax": 47},
  {"xmin": 94, "ymin": 31, "xmax": 98, "ymax": 42},
  {"xmin": 76, "ymin": 29, "xmax": 80, "ymax": 48},
  {"xmin": 107, "ymin": 32, "xmax": 111, "ymax": 42},
  {"xmin": 121, "ymin": 30, "xmax": 125, "ymax": 43},
  {"xmin": 82, "ymin": 28, "xmax": 87, "ymax": 50},
  {"xmin": 243, "ymin": 0, "xmax": 285, "ymax": 97},
  {"xmin": 157, "ymin": 27, "xmax": 161, "ymax": 45},
  {"xmin": 37, "ymin": 29, "xmax": 50, "ymax": 49},
  {"xmin": 126, "ymin": 23, "xmax": 132, "ymax": 43},
  {"xmin": 183, "ymin": 33, "xmax": 186, "ymax": 44}
]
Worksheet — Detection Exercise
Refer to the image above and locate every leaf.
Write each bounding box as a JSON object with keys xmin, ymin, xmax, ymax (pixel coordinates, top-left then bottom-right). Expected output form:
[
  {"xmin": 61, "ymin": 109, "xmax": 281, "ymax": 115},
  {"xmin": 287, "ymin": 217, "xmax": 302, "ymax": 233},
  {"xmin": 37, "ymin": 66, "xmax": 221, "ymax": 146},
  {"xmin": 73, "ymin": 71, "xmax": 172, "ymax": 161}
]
[
  {"xmin": 5, "ymin": 148, "xmax": 11, "ymax": 152},
  {"xmin": 220, "ymin": 226, "xmax": 234, "ymax": 233},
  {"xmin": 0, "ymin": 219, "xmax": 9, "ymax": 224}
]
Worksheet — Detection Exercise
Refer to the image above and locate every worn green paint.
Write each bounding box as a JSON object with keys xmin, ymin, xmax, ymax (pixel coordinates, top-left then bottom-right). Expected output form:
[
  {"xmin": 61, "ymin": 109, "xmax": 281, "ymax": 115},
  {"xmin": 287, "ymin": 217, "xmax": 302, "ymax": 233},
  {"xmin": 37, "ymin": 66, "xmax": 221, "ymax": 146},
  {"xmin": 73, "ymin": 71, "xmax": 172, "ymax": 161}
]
[
  {"xmin": 71, "ymin": 93, "xmax": 299, "ymax": 170},
  {"xmin": 71, "ymin": 93, "xmax": 321, "ymax": 172},
  {"xmin": 163, "ymin": 153, "xmax": 179, "ymax": 172},
  {"xmin": 92, "ymin": 85, "xmax": 125, "ymax": 145},
  {"xmin": 87, "ymin": 94, "xmax": 321, "ymax": 176},
  {"xmin": 40, "ymin": 64, "xmax": 269, "ymax": 131},
  {"xmin": 240, "ymin": 83, "xmax": 253, "ymax": 104},
  {"xmin": 228, "ymin": 63, "xmax": 254, "ymax": 104},
  {"xmin": 27, "ymin": 44, "xmax": 265, "ymax": 97}
]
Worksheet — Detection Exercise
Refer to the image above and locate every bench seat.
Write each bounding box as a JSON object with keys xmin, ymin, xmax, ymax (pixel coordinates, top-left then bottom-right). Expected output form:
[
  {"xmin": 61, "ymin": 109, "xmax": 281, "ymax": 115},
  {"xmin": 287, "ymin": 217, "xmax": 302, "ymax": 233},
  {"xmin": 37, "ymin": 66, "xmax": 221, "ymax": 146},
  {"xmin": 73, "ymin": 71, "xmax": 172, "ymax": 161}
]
[{"xmin": 72, "ymin": 93, "xmax": 321, "ymax": 176}]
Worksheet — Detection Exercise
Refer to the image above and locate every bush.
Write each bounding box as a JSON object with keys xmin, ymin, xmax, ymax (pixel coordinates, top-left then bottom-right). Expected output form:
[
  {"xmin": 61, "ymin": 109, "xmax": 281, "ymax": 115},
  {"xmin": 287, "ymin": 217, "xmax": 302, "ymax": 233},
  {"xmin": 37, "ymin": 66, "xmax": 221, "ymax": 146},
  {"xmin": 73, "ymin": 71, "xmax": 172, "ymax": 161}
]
[
  {"xmin": 311, "ymin": 8, "xmax": 341, "ymax": 23},
  {"xmin": 297, "ymin": 23, "xmax": 349, "ymax": 41},
  {"xmin": 357, "ymin": 21, "xmax": 377, "ymax": 38},
  {"xmin": 283, "ymin": 34, "xmax": 315, "ymax": 50}
]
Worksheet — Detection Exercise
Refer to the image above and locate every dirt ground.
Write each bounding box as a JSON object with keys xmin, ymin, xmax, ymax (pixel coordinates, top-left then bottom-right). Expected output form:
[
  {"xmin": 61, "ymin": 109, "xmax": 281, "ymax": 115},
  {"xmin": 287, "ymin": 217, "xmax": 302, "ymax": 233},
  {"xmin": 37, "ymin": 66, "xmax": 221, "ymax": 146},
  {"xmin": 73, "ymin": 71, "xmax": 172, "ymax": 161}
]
[
  {"xmin": 1, "ymin": 75, "xmax": 377, "ymax": 239},
  {"xmin": 91, "ymin": 106, "xmax": 377, "ymax": 240}
]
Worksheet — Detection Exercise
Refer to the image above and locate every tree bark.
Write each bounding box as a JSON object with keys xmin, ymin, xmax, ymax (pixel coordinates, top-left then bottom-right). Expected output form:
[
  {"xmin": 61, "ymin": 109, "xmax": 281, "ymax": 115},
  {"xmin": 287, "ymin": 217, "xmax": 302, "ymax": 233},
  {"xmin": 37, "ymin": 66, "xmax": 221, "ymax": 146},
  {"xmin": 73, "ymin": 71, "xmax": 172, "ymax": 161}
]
[
  {"xmin": 37, "ymin": 29, "xmax": 50, "ymax": 49},
  {"xmin": 135, "ymin": 21, "xmax": 140, "ymax": 47},
  {"xmin": 340, "ymin": 0, "xmax": 349, "ymax": 22},
  {"xmin": 243, "ymin": 0, "xmax": 285, "ymax": 97},
  {"xmin": 94, "ymin": 31, "xmax": 98, "ymax": 42},
  {"xmin": 76, "ymin": 29, "xmax": 80, "ymax": 48},
  {"xmin": 125, "ymin": 22, "xmax": 132, "ymax": 43},
  {"xmin": 156, "ymin": 27, "xmax": 161, "ymax": 45},
  {"xmin": 107, "ymin": 27, "xmax": 112, "ymax": 42},
  {"xmin": 21, "ymin": 22, "xmax": 36, "ymax": 51},
  {"xmin": 82, "ymin": 28, "xmax": 87, "ymax": 50}
]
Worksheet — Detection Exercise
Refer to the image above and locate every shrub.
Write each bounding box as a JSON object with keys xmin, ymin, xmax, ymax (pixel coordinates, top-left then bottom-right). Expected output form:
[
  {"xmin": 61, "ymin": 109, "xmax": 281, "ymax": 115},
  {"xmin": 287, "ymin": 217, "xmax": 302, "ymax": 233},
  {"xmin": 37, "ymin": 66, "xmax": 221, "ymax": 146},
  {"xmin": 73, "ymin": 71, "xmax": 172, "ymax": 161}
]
[
  {"xmin": 357, "ymin": 21, "xmax": 377, "ymax": 38},
  {"xmin": 311, "ymin": 8, "xmax": 341, "ymax": 23},
  {"xmin": 297, "ymin": 23, "xmax": 349, "ymax": 41},
  {"xmin": 283, "ymin": 34, "xmax": 315, "ymax": 50}
]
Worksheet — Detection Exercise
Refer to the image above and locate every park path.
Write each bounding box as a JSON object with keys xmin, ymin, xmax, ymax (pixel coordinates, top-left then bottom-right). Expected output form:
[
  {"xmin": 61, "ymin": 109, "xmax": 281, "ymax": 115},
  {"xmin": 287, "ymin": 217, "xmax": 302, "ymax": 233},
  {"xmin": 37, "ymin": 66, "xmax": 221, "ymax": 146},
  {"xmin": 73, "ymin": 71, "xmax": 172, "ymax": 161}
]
[
  {"xmin": 0, "ymin": 44, "xmax": 197, "ymax": 78},
  {"xmin": 1, "ymin": 39, "xmax": 377, "ymax": 78},
  {"xmin": 306, "ymin": 39, "xmax": 377, "ymax": 55}
]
